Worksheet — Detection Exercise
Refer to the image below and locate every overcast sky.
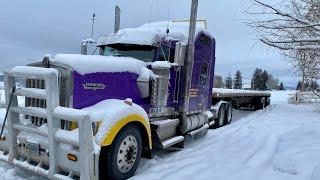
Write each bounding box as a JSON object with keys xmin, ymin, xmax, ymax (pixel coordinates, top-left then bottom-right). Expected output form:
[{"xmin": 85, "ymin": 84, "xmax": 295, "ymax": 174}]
[{"xmin": 0, "ymin": 0, "xmax": 298, "ymax": 86}]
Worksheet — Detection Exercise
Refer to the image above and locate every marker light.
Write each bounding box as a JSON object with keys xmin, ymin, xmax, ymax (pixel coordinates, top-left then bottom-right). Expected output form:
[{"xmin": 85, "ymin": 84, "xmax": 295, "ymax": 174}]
[{"xmin": 67, "ymin": 154, "xmax": 78, "ymax": 162}]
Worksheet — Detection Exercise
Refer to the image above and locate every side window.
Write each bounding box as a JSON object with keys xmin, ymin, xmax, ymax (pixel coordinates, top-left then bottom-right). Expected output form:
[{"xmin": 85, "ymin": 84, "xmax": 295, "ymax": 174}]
[
  {"xmin": 199, "ymin": 34, "xmax": 211, "ymax": 47},
  {"xmin": 199, "ymin": 64, "xmax": 208, "ymax": 86},
  {"xmin": 158, "ymin": 45, "xmax": 175, "ymax": 63}
]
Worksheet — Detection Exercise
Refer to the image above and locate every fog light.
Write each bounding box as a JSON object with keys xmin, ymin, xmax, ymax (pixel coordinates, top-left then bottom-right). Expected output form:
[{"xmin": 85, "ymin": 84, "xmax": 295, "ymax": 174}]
[
  {"xmin": 67, "ymin": 154, "xmax": 78, "ymax": 162},
  {"xmin": 0, "ymin": 136, "xmax": 5, "ymax": 141}
]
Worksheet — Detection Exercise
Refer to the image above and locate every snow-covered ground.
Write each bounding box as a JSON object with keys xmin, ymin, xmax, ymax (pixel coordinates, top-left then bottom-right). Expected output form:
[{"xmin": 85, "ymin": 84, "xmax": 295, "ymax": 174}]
[
  {"xmin": 0, "ymin": 90, "xmax": 320, "ymax": 180},
  {"xmin": 132, "ymin": 90, "xmax": 320, "ymax": 180}
]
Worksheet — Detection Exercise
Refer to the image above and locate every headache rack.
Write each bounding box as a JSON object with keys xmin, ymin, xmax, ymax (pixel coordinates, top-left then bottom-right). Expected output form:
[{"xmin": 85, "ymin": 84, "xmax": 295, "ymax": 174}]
[{"xmin": 0, "ymin": 66, "xmax": 99, "ymax": 180}]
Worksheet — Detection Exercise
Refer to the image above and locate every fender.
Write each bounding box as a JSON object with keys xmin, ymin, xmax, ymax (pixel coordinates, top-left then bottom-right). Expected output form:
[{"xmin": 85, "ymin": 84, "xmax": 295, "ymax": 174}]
[
  {"xmin": 100, "ymin": 113, "xmax": 152, "ymax": 148},
  {"xmin": 80, "ymin": 99, "xmax": 152, "ymax": 149}
]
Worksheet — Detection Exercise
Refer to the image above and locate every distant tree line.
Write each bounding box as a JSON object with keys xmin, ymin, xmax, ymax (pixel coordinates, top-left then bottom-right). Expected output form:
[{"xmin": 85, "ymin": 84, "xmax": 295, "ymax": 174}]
[
  {"xmin": 214, "ymin": 70, "xmax": 243, "ymax": 89},
  {"xmin": 251, "ymin": 68, "xmax": 284, "ymax": 90},
  {"xmin": 214, "ymin": 68, "xmax": 284, "ymax": 90},
  {"xmin": 296, "ymin": 80, "xmax": 319, "ymax": 91}
]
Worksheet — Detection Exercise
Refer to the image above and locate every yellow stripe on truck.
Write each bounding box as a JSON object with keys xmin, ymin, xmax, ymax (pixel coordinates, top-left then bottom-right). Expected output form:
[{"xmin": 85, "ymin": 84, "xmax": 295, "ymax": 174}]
[{"xmin": 100, "ymin": 114, "xmax": 152, "ymax": 149}]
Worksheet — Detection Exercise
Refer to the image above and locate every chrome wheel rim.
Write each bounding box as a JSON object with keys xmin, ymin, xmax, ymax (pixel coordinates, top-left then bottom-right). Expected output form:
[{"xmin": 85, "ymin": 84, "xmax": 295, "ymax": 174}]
[{"xmin": 117, "ymin": 135, "xmax": 138, "ymax": 173}]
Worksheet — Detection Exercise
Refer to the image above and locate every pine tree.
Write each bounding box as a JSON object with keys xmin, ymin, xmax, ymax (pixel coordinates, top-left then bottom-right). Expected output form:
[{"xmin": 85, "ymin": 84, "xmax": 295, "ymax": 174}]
[
  {"xmin": 310, "ymin": 80, "xmax": 319, "ymax": 90},
  {"xmin": 297, "ymin": 81, "xmax": 302, "ymax": 90},
  {"xmin": 214, "ymin": 75, "xmax": 225, "ymax": 88},
  {"xmin": 262, "ymin": 70, "xmax": 269, "ymax": 90},
  {"xmin": 233, "ymin": 70, "xmax": 243, "ymax": 89},
  {"xmin": 279, "ymin": 82, "xmax": 284, "ymax": 90},
  {"xmin": 251, "ymin": 68, "xmax": 263, "ymax": 90},
  {"xmin": 225, "ymin": 75, "xmax": 233, "ymax": 89}
]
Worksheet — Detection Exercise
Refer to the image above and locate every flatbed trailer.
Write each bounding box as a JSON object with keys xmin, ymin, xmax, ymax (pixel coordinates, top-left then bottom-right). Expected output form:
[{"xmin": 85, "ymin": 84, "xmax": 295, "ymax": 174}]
[{"xmin": 208, "ymin": 88, "xmax": 271, "ymax": 128}]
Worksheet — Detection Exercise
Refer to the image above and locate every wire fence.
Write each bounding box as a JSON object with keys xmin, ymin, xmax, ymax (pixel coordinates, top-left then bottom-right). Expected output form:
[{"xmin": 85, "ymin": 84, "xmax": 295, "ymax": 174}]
[{"xmin": 288, "ymin": 91, "xmax": 320, "ymax": 104}]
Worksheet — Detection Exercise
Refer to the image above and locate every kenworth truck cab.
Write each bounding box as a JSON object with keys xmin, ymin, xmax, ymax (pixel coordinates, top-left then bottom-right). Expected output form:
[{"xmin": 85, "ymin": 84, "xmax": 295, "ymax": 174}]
[
  {"xmin": 0, "ymin": 1, "xmax": 272, "ymax": 178},
  {"xmin": 0, "ymin": 8, "xmax": 220, "ymax": 180}
]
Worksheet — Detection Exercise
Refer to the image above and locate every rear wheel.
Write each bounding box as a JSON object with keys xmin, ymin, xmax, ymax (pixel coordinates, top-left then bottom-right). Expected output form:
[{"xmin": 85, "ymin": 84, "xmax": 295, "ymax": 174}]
[
  {"xmin": 254, "ymin": 97, "xmax": 265, "ymax": 110},
  {"xmin": 214, "ymin": 104, "xmax": 225, "ymax": 128},
  {"xmin": 99, "ymin": 124, "xmax": 142, "ymax": 180},
  {"xmin": 265, "ymin": 97, "xmax": 270, "ymax": 107},
  {"xmin": 224, "ymin": 102, "xmax": 233, "ymax": 125}
]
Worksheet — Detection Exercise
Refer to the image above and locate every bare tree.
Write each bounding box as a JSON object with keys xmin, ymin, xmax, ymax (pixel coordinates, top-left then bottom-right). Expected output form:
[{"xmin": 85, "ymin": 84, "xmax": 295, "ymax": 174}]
[{"xmin": 247, "ymin": 0, "xmax": 320, "ymax": 90}]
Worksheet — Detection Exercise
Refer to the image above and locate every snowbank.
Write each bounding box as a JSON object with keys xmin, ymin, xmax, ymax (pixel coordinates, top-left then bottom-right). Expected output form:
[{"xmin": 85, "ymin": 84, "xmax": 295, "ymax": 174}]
[
  {"xmin": 270, "ymin": 90, "xmax": 296, "ymax": 104},
  {"xmin": 98, "ymin": 21, "xmax": 208, "ymax": 46}
]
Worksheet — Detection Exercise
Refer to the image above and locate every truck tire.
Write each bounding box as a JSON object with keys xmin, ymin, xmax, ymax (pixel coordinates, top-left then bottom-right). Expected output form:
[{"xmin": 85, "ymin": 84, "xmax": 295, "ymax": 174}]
[
  {"xmin": 100, "ymin": 124, "xmax": 142, "ymax": 180},
  {"xmin": 214, "ymin": 104, "xmax": 225, "ymax": 128},
  {"xmin": 224, "ymin": 102, "xmax": 233, "ymax": 125}
]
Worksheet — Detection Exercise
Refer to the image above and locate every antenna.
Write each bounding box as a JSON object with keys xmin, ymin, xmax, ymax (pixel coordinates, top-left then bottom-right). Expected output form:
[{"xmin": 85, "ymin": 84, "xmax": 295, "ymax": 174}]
[
  {"xmin": 166, "ymin": 0, "xmax": 171, "ymax": 37},
  {"xmin": 90, "ymin": 9, "xmax": 96, "ymax": 39},
  {"xmin": 148, "ymin": 0, "xmax": 154, "ymax": 31},
  {"xmin": 114, "ymin": 5, "xmax": 121, "ymax": 33}
]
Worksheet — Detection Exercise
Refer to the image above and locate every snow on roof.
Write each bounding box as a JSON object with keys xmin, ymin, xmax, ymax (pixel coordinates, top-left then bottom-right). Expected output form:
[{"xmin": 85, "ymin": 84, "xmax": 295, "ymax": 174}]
[
  {"xmin": 97, "ymin": 21, "xmax": 208, "ymax": 46},
  {"xmin": 53, "ymin": 54, "xmax": 154, "ymax": 80}
]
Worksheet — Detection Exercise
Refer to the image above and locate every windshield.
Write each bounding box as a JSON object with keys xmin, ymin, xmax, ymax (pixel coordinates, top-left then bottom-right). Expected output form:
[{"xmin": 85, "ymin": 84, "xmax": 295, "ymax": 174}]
[{"xmin": 101, "ymin": 44, "xmax": 156, "ymax": 62}]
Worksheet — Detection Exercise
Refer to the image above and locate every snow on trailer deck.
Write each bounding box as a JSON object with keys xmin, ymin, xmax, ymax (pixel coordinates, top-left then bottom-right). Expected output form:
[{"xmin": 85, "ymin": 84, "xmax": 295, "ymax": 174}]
[
  {"xmin": 212, "ymin": 88, "xmax": 271, "ymax": 98},
  {"xmin": 0, "ymin": 91, "xmax": 320, "ymax": 180}
]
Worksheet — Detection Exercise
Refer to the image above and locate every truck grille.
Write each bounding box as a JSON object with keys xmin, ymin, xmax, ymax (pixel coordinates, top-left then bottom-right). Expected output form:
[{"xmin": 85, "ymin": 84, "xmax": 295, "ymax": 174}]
[
  {"xmin": 25, "ymin": 79, "xmax": 47, "ymax": 126},
  {"xmin": 25, "ymin": 77, "xmax": 69, "ymax": 128}
]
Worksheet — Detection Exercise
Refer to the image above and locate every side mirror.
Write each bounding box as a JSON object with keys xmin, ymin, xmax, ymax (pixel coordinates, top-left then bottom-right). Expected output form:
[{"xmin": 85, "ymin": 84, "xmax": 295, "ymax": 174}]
[{"xmin": 174, "ymin": 42, "xmax": 186, "ymax": 66}]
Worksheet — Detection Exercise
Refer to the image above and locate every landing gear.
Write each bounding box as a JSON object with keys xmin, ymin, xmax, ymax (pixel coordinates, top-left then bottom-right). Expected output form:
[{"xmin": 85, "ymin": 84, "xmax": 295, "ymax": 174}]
[{"xmin": 99, "ymin": 124, "xmax": 142, "ymax": 180}]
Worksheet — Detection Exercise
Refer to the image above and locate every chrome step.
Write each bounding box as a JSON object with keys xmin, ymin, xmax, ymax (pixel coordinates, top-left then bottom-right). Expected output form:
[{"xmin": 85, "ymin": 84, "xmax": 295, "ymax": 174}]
[
  {"xmin": 161, "ymin": 136, "xmax": 184, "ymax": 149},
  {"xmin": 209, "ymin": 120, "xmax": 215, "ymax": 127},
  {"xmin": 187, "ymin": 124, "xmax": 209, "ymax": 139}
]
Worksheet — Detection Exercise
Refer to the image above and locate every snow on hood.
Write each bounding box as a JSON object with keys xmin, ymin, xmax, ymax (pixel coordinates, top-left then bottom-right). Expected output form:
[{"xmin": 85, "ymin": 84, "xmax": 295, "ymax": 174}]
[
  {"xmin": 53, "ymin": 54, "xmax": 154, "ymax": 80},
  {"xmin": 97, "ymin": 21, "xmax": 209, "ymax": 46}
]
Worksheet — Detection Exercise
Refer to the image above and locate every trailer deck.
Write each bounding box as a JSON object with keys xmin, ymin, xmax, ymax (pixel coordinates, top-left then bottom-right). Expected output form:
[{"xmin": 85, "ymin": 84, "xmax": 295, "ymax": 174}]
[{"xmin": 212, "ymin": 88, "xmax": 271, "ymax": 98}]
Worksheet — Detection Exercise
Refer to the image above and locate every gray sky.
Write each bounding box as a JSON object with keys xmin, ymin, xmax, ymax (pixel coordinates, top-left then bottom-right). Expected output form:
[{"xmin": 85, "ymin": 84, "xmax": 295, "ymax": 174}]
[{"xmin": 0, "ymin": 0, "xmax": 297, "ymax": 86}]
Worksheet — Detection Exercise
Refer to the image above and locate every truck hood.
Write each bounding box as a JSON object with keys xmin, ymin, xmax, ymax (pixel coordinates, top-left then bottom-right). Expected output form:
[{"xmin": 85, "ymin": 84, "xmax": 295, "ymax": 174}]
[{"xmin": 53, "ymin": 54, "xmax": 153, "ymax": 81}]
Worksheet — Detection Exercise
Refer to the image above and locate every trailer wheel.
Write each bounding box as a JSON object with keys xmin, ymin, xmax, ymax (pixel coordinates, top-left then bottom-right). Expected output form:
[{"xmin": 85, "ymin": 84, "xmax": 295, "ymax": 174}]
[
  {"xmin": 265, "ymin": 97, "xmax": 270, "ymax": 107},
  {"xmin": 100, "ymin": 124, "xmax": 142, "ymax": 180},
  {"xmin": 214, "ymin": 104, "xmax": 225, "ymax": 128},
  {"xmin": 224, "ymin": 102, "xmax": 233, "ymax": 125},
  {"xmin": 254, "ymin": 97, "xmax": 265, "ymax": 110}
]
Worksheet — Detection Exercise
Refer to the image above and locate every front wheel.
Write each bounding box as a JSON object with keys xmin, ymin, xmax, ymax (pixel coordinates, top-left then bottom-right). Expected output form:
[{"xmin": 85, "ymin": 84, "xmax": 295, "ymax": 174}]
[{"xmin": 100, "ymin": 124, "xmax": 142, "ymax": 180}]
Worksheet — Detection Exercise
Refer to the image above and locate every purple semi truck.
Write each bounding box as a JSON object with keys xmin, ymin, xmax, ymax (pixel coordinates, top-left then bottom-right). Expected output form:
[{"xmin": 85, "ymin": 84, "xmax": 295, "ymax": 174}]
[{"xmin": 0, "ymin": 1, "xmax": 270, "ymax": 179}]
